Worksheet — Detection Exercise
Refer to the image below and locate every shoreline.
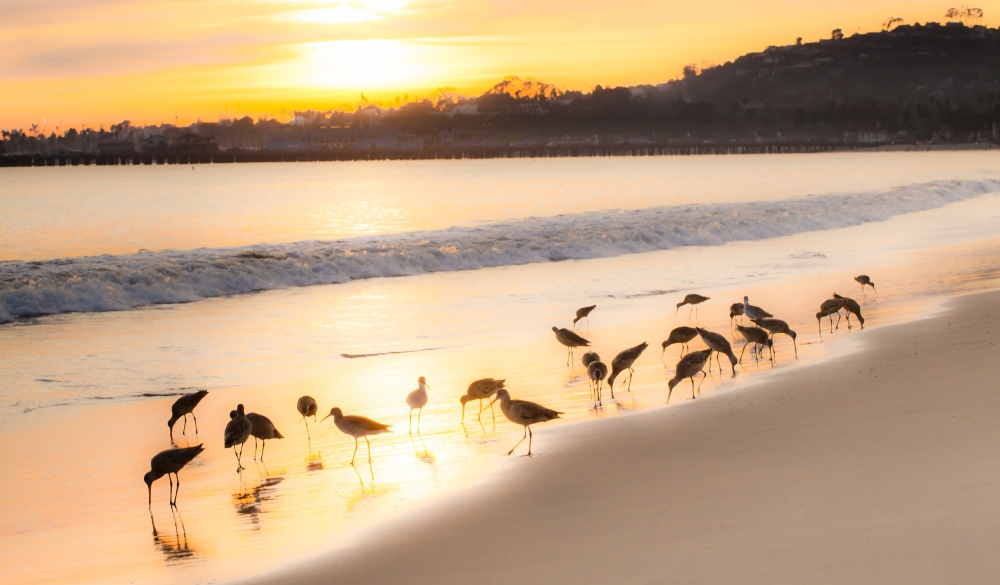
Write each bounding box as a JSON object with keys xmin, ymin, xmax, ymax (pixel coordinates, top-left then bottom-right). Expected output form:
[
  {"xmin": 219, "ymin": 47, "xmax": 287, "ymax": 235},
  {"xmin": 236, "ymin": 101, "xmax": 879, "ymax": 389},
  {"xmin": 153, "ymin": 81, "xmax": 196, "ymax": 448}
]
[{"xmin": 246, "ymin": 287, "xmax": 1000, "ymax": 584}]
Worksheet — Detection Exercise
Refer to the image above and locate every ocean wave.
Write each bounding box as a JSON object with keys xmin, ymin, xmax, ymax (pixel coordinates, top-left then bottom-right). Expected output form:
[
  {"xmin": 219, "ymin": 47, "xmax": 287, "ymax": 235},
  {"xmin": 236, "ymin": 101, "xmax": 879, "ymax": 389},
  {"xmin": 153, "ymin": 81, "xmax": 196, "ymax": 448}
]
[{"xmin": 2, "ymin": 178, "xmax": 999, "ymax": 323}]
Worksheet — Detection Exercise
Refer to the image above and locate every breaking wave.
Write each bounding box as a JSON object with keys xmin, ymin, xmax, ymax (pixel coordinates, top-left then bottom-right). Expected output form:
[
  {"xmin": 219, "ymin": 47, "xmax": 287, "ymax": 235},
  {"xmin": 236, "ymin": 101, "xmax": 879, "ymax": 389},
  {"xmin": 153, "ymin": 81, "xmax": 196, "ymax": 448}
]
[{"xmin": 2, "ymin": 178, "xmax": 998, "ymax": 323}]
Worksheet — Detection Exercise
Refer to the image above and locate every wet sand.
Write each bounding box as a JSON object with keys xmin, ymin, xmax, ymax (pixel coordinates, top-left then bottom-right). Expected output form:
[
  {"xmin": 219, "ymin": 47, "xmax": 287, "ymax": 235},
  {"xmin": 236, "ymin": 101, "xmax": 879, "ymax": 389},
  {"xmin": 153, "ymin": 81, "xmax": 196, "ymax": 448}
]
[{"xmin": 249, "ymin": 288, "xmax": 1000, "ymax": 584}]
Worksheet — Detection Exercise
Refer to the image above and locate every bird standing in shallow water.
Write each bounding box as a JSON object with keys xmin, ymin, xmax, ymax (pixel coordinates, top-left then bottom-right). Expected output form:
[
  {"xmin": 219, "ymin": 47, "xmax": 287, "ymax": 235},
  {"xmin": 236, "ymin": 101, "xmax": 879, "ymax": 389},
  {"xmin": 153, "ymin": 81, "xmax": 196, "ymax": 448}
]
[
  {"xmin": 581, "ymin": 352, "xmax": 601, "ymax": 400},
  {"xmin": 224, "ymin": 404, "xmax": 252, "ymax": 472},
  {"xmin": 752, "ymin": 318, "xmax": 798, "ymax": 358},
  {"xmin": 697, "ymin": 328, "xmax": 737, "ymax": 374},
  {"xmin": 816, "ymin": 298, "xmax": 847, "ymax": 335},
  {"xmin": 661, "ymin": 326, "xmax": 698, "ymax": 360},
  {"xmin": 729, "ymin": 303, "xmax": 745, "ymax": 328},
  {"xmin": 742, "ymin": 296, "xmax": 773, "ymax": 321},
  {"xmin": 407, "ymin": 376, "xmax": 430, "ymax": 433},
  {"xmin": 668, "ymin": 348, "xmax": 713, "ymax": 403},
  {"xmin": 736, "ymin": 325, "xmax": 772, "ymax": 362},
  {"xmin": 854, "ymin": 275, "xmax": 876, "ymax": 298},
  {"xmin": 144, "ymin": 444, "xmax": 204, "ymax": 508},
  {"xmin": 675, "ymin": 294, "xmax": 710, "ymax": 321},
  {"xmin": 296, "ymin": 396, "xmax": 318, "ymax": 440},
  {"xmin": 167, "ymin": 390, "xmax": 208, "ymax": 442},
  {"xmin": 460, "ymin": 378, "xmax": 505, "ymax": 422},
  {"xmin": 608, "ymin": 342, "xmax": 648, "ymax": 399},
  {"xmin": 552, "ymin": 326, "xmax": 591, "ymax": 366},
  {"xmin": 587, "ymin": 361, "xmax": 609, "ymax": 408},
  {"xmin": 573, "ymin": 305, "xmax": 596, "ymax": 329},
  {"xmin": 246, "ymin": 412, "xmax": 283, "ymax": 461},
  {"xmin": 491, "ymin": 389, "xmax": 562, "ymax": 456},
  {"xmin": 833, "ymin": 293, "xmax": 865, "ymax": 329},
  {"xmin": 322, "ymin": 407, "xmax": 392, "ymax": 465}
]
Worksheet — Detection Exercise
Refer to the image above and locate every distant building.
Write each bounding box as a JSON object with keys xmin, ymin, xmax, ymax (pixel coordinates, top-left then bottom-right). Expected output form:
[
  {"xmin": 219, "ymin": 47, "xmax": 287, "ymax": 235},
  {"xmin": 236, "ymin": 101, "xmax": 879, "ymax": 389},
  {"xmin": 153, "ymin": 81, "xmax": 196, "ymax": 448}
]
[
  {"xmin": 171, "ymin": 134, "xmax": 219, "ymax": 155},
  {"xmin": 94, "ymin": 141, "xmax": 136, "ymax": 157},
  {"xmin": 264, "ymin": 128, "xmax": 423, "ymax": 152},
  {"xmin": 142, "ymin": 135, "xmax": 169, "ymax": 154}
]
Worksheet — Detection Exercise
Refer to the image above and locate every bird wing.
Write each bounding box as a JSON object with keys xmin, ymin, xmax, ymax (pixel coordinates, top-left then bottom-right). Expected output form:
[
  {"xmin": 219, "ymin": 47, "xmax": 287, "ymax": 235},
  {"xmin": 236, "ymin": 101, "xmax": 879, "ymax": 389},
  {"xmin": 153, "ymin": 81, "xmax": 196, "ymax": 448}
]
[
  {"xmin": 558, "ymin": 329, "xmax": 591, "ymax": 346},
  {"xmin": 345, "ymin": 415, "xmax": 391, "ymax": 431},
  {"xmin": 224, "ymin": 418, "xmax": 252, "ymax": 447},
  {"xmin": 513, "ymin": 400, "xmax": 562, "ymax": 422},
  {"xmin": 613, "ymin": 342, "xmax": 648, "ymax": 366}
]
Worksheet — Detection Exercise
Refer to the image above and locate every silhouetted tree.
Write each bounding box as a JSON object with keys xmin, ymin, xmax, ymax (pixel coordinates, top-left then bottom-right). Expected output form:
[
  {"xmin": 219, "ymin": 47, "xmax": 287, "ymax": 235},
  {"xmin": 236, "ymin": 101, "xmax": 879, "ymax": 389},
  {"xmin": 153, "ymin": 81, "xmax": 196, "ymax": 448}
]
[
  {"xmin": 831, "ymin": 28, "xmax": 844, "ymax": 40},
  {"xmin": 945, "ymin": 6, "xmax": 984, "ymax": 24},
  {"xmin": 882, "ymin": 17, "xmax": 904, "ymax": 31}
]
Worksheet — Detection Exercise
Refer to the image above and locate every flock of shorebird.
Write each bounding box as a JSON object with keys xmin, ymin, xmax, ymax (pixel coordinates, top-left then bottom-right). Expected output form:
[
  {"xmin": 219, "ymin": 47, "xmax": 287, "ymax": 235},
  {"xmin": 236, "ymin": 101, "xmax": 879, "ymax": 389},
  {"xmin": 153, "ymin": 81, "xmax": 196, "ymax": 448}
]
[{"xmin": 143, "ymin": 275, "xmax": 875, "ymax": 507}]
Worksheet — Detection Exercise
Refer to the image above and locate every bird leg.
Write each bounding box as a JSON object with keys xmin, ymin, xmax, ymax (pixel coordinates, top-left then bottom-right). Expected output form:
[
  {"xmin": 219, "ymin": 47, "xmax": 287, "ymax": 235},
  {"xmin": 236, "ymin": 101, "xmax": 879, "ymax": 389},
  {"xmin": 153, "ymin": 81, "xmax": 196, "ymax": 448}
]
[
  {"xmin": 351, "ymin": 438, "xmax": 359, "ymax": 465},
  {"xmin": 365, "ymin": 436, "xmax": 372, "ymax": 464},
  {"xmin": 697, "ymin": 370, "xmax": 707, "ymax": 395},
  {"xmin": 261, "ymin": 440, "xmax": 266, "ymax": 461},
  {"xmin": 689, "ymin": 376, "xmax": 696, "ymax": 399},
  {"xmin": 235, "ymin": 443, "xmax": 245, "ymax": 472},
  {"xmin": 626, "ymin": 368, "xmax": 634, "ymax": 393},
  {"xmin": 507, "ymin": 426, "xmax": 528, "ymax": 456},
  {"xmin": 173, "ymin": 473, "xmax": 181, "ymax": 506},
  {"xmin": 526, "ymin": 427, "xmax": 534, "ymax": 456},
  {"xmin": 417, "ymin": 408, "xmax": 422, "ymax": 434},
  {"xmin": 181, "ymin": 415, "xmax": 188, "ymax": 435},
  {"xmin": 409, "ymin": 409, "xmax": 414, "ymax": 434},
  {"xmin": 168, "ymin": 473, "xmax": 174, "ymax": 505},
  {"xmin": 253, "ymin": 437, "xmax": 259, "ymax": 461},
  {"xmin": 739, "ymin": 341, "xmax": 748, "ymax": 364},
  {"xmin": 192, "ymin": 414, "xmax": 198, "ymax": 434}
]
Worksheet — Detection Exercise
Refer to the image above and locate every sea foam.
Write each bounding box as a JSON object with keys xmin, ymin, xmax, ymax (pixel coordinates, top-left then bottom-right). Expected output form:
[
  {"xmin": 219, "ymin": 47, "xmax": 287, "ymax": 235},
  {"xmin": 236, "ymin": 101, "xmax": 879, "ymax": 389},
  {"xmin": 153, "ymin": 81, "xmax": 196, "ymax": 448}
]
[{"xmin": 2, "ymin": 178, "xmax": 998, "ymax": 323}]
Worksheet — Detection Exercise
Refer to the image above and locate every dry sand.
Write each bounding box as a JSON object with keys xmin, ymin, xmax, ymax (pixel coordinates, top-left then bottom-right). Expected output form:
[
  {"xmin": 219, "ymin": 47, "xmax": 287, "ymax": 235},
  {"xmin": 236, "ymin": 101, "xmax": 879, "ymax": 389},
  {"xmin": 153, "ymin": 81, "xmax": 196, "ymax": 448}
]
[{"xmin": 248, "ymin": 289, "xmax": 1000, "ymax": 585}]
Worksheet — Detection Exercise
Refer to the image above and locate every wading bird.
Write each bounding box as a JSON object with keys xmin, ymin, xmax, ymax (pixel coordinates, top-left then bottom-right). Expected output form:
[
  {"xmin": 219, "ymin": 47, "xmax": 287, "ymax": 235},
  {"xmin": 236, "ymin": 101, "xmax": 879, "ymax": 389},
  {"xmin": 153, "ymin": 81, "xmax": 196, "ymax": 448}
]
[
  {"xmin": 491, "ymin": 389, "xmax": 562, "ymax": 456},
  {"xmin": 296, "ymin": 396, "xmax": 318, "ymax": 440},
  {"xmin": 742, "ymin": 296, "xmax": 773, "ymax": 321},
  {"xmin": 696, "ymin": 328, "xmax": 737, "ymax": 374},
  {"xmin": 729, "ymin": 303, "xmax": 745, "ymax": 328},
  {"xmin": 167, "ymin": 390, "xmax": 208, "ymax": 442},
  {"xmin": 752, "ymin": 318, "xmax": 798, "ymax": 358},
  {"xmin": 667, "ymin": 348, "xmax": 713, "ymax": 403},
  {"xmin": 661, "ymin": 326, "xmax": 698, "ymax": 359},
  {"xmin": 460, "ymin": 378, "xmax": 505, "ymax": 422},
  {"xmin": 552, "ymin": 327, "xmax": 591, "ymax": 366},
  {"xmin": 833, "ymin": 293, "xmax": 865, "ymax": 329},
  {"xmin": 573, "ymin": 305, "xmax": 596, "ymax": 329},
  {"xmin": 816, "ymin": 298, "xmax": 846, "ymax": 335},
  {"xmin": 246, "ymin": 412, "xmax": 283, "ymax": 461},
  {"xmin": 608, "ymin": 341, "xmax": 648, "ymax": 398},
  {"xmin": 224, "ymin": 404, "xmax": 253, "ymax": 472},
  {"xmin": 736, "ymin": 325, "xmax": 772, "ymax": 362},
  {"xmin": 581, "ymin": 352, "xmax": 601, "ymax": 399},
  {"xmin": 675, "ymin": 294, "xmax": 710, "ymax": 320},
  {"xmin": 144, "ymin": 444, "xmax": 204, "ymax": 508},
  {"xmin": 854, "ymin": 275, "xmax": 876, "ymax": 297},
  {"xmin": 322, "ymin": 407, "xmax": 392, "ymax": 465},
  {"xmin": 406, "ymin": 376, "xmax": 430, "ymax": 433},
  {"xmin": 587, "ymin": 361, "xmax": 608, "ymax": 408}
]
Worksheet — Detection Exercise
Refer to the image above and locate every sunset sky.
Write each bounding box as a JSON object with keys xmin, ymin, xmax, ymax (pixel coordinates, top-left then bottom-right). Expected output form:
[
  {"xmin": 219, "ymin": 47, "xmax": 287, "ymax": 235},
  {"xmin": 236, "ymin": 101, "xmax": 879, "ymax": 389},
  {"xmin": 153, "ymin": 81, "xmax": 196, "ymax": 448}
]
[{"xmin": 3, "ymin": 0, "xmax": 997, "ymax": 130}]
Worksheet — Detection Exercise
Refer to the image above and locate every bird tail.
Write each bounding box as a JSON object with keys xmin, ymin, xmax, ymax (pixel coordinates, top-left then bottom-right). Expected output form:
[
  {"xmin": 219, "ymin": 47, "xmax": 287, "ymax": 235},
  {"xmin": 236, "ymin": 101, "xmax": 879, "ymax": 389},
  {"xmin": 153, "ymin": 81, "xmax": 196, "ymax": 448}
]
[{"xmin": 274, "ymin": 430, "xmax": 284, "ymax": 439}]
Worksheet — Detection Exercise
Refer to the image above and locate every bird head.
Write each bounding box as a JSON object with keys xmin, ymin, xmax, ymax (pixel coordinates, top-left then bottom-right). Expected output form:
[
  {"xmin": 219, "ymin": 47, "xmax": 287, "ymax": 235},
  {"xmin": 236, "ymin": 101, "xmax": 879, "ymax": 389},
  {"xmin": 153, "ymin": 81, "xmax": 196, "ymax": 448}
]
[
  {"xmin": 321, "ymin": 407, "xmax": 343, "ymax": 422},
  {"xmin": 743, "ymin": 296, "xmax": 750, "ymax": 303},
  {"xmin": 815, "ymin": 312, "xmax": 824, "ymax": 320},
  {"xmin": 551, "ymin": 326, "xmax": 560, "ymax": 333},
  {"xmin": 490, "ymin": 388, "xmax": 510, "ymax": 405},
  {"xmin": 857, "ymin": 315, "xmax": 865, "ymax": 326},
  {"xmin": 675, "ymin": 301, "xmax": 685, "ymax": 308},
  {"xmin": 167, "ymin": 416, "xmax": 177, "ymax": 429},
  {"xmin": 459, "ymin": 395, "xmax": 470, "ymax": 405},
  {"xmin": 143, "ymin": 471, "xmax": 156, "ymax": 488},
  {"xmin": 418, "ymin": 376, "xmax": 426, "ymax": 384},
  {"xmin": 788, "ymin": 330, "xmax": 798, "ymax": 340},
  {"xmin": 668, "ymin": 378, "xmax": 678, "ymax": 391},
  {"xmin": 229, "ymin": 410, "xmax": 237, "ymax": 419}
]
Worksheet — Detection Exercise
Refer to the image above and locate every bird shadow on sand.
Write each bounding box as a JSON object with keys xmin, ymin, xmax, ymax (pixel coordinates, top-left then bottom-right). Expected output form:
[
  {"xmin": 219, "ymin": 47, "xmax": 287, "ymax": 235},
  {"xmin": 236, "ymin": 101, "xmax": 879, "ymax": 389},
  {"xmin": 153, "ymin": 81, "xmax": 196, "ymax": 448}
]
[
  {"xmin": 409, "ymin": 432, "xmax": 436, "ymax": 465},
  {"xmin": 150, "ymin": 507, "xmax": 196, "ymax": 564}
]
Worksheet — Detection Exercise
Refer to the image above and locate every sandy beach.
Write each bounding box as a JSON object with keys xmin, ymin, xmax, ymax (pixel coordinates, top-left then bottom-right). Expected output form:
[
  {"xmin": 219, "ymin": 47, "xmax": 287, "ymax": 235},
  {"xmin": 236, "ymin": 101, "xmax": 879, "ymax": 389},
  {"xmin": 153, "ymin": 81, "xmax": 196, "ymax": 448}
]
[{"xmin": 247, "ymin": 288, "xmax": 1000, "ymax": 584}]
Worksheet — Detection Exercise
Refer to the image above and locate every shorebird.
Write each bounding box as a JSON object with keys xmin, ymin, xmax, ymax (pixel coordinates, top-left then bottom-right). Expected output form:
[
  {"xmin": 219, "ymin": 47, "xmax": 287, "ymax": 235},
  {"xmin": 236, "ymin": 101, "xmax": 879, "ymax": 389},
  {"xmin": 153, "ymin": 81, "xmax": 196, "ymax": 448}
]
[
  {"xmin": 751, "ymin": 318, "xmax": 798, "ymax": 358},
  {"xmin": 144, "ymin": 444, "xmax": 204, "ymax": 508},
  {"xmin": 587, "ymin": 361, "xmax": 608, "ymax": 408},
  {"xmin": 742, "ymin": 296, "xmax": 773, "ymax": 321},
  {"xmin": 816, "ymin": 298, "xmax": 846, "ymax": 335},
  {"xmin": 296, "ymin": 396, "xmax": 318, "ymax": 440},
  {"xmin": 490, "ymin": 388, "xmax": 562, "ymax": 456},
  {"xmin": 854, "ymin": 275, "xmax": 877, "ymax": 297},
  {"xmin": 573, "ymin": 305, "xmax": 596, "ymax": 329},
  {"xmin": 833, "ymin": 293, "xmax": 865, "ymax": 329},
  {"xmin": 729, "ymin": 303, "xmax": 745, "ymax": 328},
  {"xmin": 608, "ymin": 341, "xmax": 648, "ymax": 398},
  {"xmin": 552, "ymin": 326, "xmax": 591, "ymax": 366},
  {"xmin": 581, "ymin": 352, "xmax": 601, "ymax": 399},
  {"xmin": 224, "ymin": 404, "xmax": 253, "ymax": 472},
  {"xmin": 661, "ymin": 326, "xmax": 698, "ymax": 359},
  {"xmin": 460, "ymin": 378, "xmax": 505, "ymax": 422},
  {"xmin": 735, "ymin": 325, "xmax": 772, "ymax": 362},
  {"xmin": 406, "ymin": 376, "xmax": 430, "ymax": 433},
  {"xmin": 667, "ymin": 348, "xmax": 713, "ymax": 403},
  {"xmin": 246, "ymin": 412, "xmax": 283, "ymax": 461},
  {"xmin": 675, "ymin": 294, "xmax": 710, "ymax": 320},
  {"xmin": 167, "ymin": 390, "xmax": 208, "ymax": 442},
  {"xmin": 322, "ymin": 407, "xmax": 392, "ymax": 465},
  {"xmin": 696, "ymin": 328, "xmax": 737, "ymax": 374}
]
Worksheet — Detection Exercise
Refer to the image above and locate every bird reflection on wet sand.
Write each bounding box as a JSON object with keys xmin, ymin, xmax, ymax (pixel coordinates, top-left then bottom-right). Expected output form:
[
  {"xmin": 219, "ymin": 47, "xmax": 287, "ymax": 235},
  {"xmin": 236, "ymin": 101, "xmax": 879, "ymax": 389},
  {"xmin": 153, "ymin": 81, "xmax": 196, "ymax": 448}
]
[
  {"xmin": 233, "ymin": 474, "xmax": 285, "ymax": 530},
  {"xmin": 150, "ymin": 507, "xmax": 196, "ymax": 564},
  {"xmin": 305, "ymin": 437, "xmax": 324, "ymax": 471},
  {"xmin": 410, "ymin": 432, "xmax": 436, "ymax": 465}
]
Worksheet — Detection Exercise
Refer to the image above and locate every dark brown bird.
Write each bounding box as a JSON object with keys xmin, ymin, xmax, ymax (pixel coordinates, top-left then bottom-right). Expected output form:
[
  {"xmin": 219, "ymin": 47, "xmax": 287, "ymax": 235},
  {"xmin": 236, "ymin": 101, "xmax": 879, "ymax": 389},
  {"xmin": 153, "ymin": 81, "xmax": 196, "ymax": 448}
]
[
  {"xmin": 667, "ymin": 348, "xmax": 713, "ymax": 403},
  {"xmin": 587, "ymin": 361, "xmax": 609, "ymax": 408},
  {"xmin": 816, "ymin": 298, "xmax": 846, "ymax": 335},
  {"xmin": 854, "ymin": 275, "xmax": 876, "ymax": 297},
  {"xmin": 296, "ymin": 395, "xmax": 318, "ymax": 440},
  {"xmin": 661, "ymin": 326, "xmax": 698, "ymax": 359},
  {"xmin": 247, "ymin": 412, "xmax": 283, "ymax": 461},
  {"xmin": 491, "ymin": 388, "xmax": 562, "ymax": 456},
  {"xmin": 167, "ymin": 390, "xmax": 208, "ymax": 442},
  {"xmin": 460, "ymin": 378, "xmax": 505, "ymax": 422},
  {"xmin": 752, "ymin": 318, "xmax": 798, "ymax": 358},
  {"xmin": 608, "ymin": 341, "xmax": 648, "ymax": 398},
  {"xmin": 675, "ymin": 293, "xmax": 710, "ymax": 320},
  {"xmin": 552, "ymin": 326, "xmax": 591, "ymax": 365},
  {"xmin": 729, "ymin": 302, "xmax": 745, "ymax": 328},
  {"xmin": 697, "ymin": 328, "xmax": 737, "ymax": 374},
  {"xmin": 736, "ymin": 325, "xmax": 772, "ymax": 362},
  {"xmin": 581, "ymin": 352, "xmax": 601, "ymax": 400},
  {"xmin": 224, "ymin": 404, "xmax": 253, "ymax": 472},
  {"xmin": 573, "ymin": 304, "xmax": 596, "ymax": 329},
  {"xmin": 144, "ymin": 444, "xmax": 204, "ymax": 508},
  {"xmin": 833, "ymin": 293, "xmax": 865, "ymax": 329}
]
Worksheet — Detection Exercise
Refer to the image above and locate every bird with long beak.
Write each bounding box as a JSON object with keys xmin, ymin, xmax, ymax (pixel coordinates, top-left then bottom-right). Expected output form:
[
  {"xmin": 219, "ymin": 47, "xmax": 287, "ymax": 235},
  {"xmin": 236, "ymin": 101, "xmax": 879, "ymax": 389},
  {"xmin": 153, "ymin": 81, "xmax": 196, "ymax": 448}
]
[
  {"xmin": 144, "ymin": 444, "xmax": 204, "ymax": 508},
  {"xmin": 322, "ymin": 407, "xmax": 392, "ymax": 465},
  {"xmin": 607, "ymin": 342, "xmax": 648, "ymax": 399},
  {"xmin": 490, "ymin": 389, "xmax": 561, "ymax": 456}
]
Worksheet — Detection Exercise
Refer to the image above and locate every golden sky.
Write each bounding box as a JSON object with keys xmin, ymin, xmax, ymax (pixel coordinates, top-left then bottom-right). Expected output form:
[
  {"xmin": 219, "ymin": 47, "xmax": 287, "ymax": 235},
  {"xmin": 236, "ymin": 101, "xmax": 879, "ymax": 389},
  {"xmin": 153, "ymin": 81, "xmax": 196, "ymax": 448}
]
[{"xmin": 3, "ymin": 0, "xmax": 997, "ymax": 130}]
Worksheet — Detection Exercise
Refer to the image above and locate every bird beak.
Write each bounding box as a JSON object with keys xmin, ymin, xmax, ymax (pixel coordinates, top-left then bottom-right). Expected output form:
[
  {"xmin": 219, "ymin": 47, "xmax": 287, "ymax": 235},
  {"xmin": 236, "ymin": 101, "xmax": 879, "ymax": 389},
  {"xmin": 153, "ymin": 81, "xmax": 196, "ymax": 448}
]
[
  {"xmin": 489, "ymin": 397, "xmax": 497, "ymax": 406},
  {"xmin": 321, "ymin": 414, "xmax": 330, "ymax": 422}
]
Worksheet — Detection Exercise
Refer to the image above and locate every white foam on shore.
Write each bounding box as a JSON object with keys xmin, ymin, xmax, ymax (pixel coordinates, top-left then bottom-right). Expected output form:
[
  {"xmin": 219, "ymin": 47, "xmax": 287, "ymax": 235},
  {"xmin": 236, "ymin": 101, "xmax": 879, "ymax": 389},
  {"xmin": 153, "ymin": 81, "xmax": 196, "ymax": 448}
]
[{"xmin": 2, "ymin": 178, "xmax": 998, "ymax": 323}]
